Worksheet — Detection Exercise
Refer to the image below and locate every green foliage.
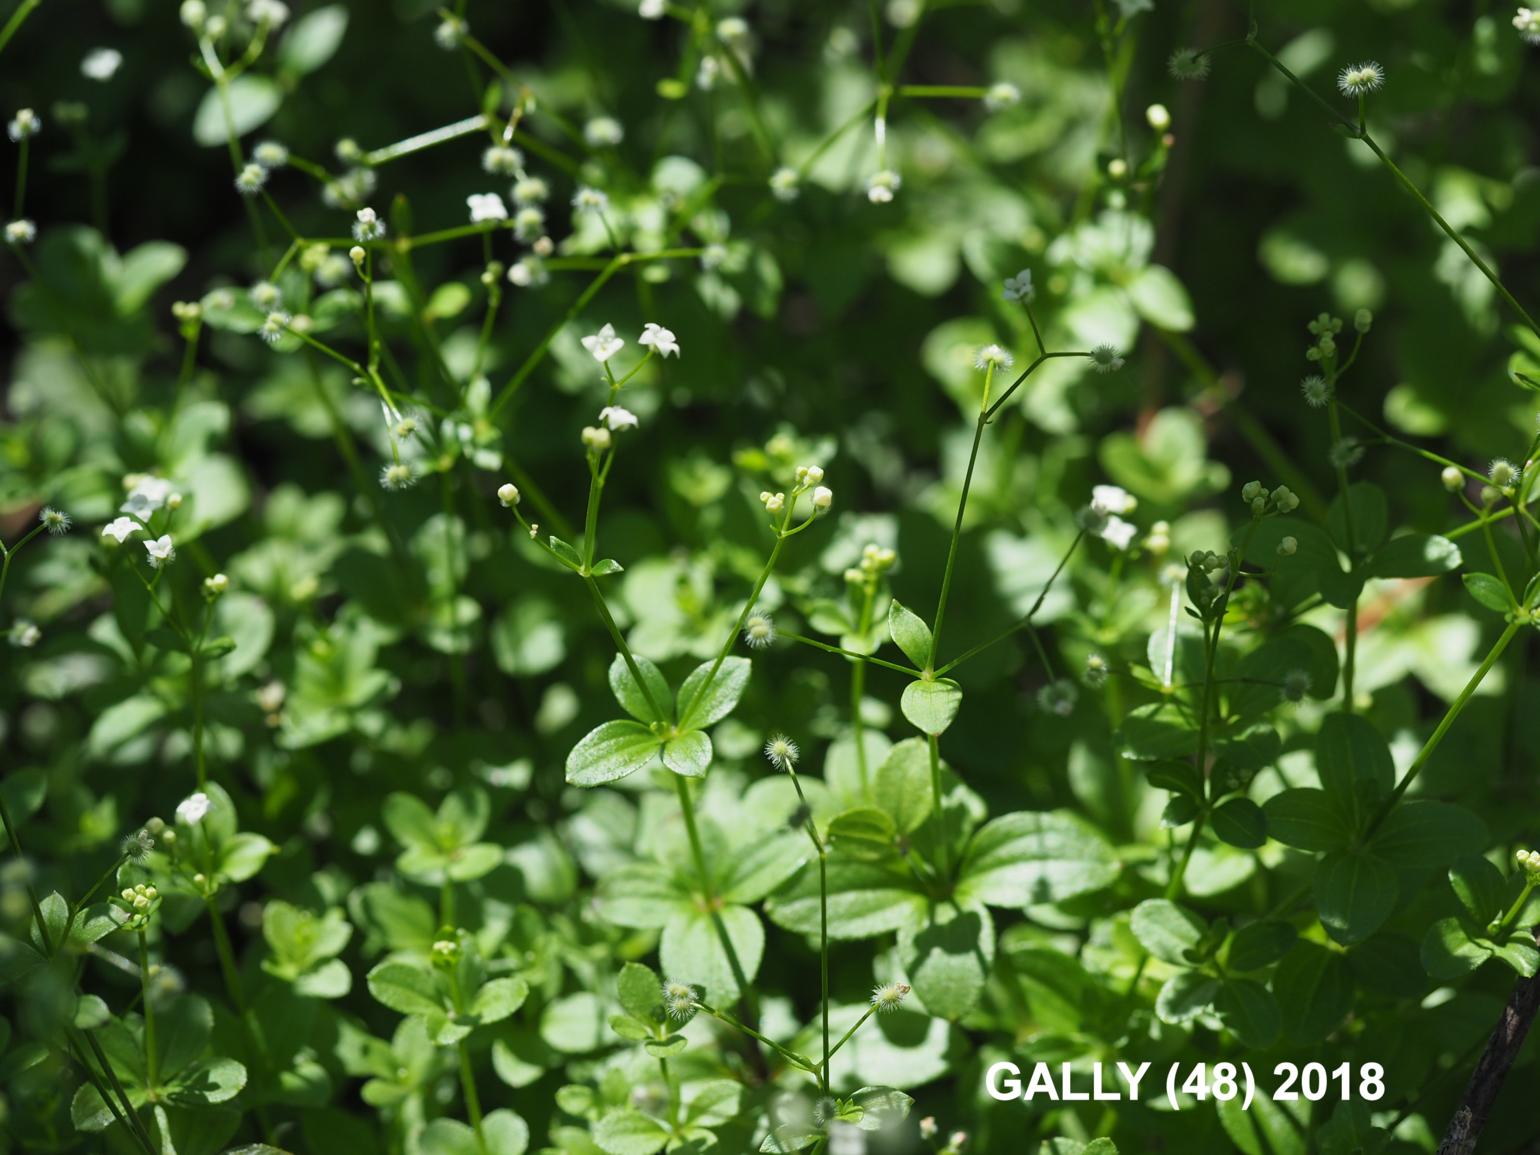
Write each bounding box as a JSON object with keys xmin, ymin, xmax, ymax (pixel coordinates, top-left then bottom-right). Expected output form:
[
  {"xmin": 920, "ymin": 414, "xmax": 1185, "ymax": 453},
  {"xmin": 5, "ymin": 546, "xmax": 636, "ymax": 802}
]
[{"xmin": 6, "ymin": 1, "xmax": 1540, "ymax": 1153}]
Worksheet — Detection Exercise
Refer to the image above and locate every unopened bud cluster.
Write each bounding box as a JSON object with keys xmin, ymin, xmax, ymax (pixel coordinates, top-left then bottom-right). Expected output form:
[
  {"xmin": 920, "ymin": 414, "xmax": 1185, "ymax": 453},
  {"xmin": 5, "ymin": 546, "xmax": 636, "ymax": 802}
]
[
  {"xmin": 844, "ymin": 543, "xmax": 896, "ymax": 586},
  {"xmin": 1240, "ymin": 480, "xmax": 1300, "ymax": 517}
]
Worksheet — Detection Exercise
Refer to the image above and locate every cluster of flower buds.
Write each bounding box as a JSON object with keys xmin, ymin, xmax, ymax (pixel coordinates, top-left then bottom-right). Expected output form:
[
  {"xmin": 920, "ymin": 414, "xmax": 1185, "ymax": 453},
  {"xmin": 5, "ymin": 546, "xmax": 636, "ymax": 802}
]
[
  {"xmin": 843, "ymin": 543, "xmax": 897, "ymax": 587},
  {"xmin": 118, "ymin": 882, "xmax": 160, "ymax": 928},
  {"xmin": 1517, "ymin": 848, "xmax": 1540, "ymax": 878},
  {"xmin": 430, "ymin": 929, "xmax": 464, "ymax": 968},
  {"xmin": 1304, "ymin": 313, "xmax": 1343, "ymax": 364},
  {"xmin": 203, "ymin": 573, "xmax": 229, "ymax": 600},
  {"xmin": 1240, "ymin": 480, "xmax": 1300, "ymax": 517}
]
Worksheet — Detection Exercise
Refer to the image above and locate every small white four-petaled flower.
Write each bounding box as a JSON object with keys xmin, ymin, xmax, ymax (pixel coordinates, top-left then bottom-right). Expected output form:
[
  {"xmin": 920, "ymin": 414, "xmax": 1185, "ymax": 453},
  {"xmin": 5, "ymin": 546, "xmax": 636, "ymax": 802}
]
[
  {"xmin": 102, "ymin": 516, "xmax": 141, "ymax": 544},
  {"xmin": 176, "ymin": 791, "xmax": 211, "ymax": 825},
  {"xmin": 639, "ymin": 322, "xmax": 680, "ymax": 358},
  {"xmin": 144, "ymin": 534, "xmax": 176, "ymax": 568},
  {"xmin": 467, "ymin": 192, "xmax": 508, "ymax": 222},
  {"xmin": 598, "ymin": 405, "xmax": 639, "ymax": 431},
  {"xmin": 581, "ymin": 322, "xmax": 624, "ymax": 363}
]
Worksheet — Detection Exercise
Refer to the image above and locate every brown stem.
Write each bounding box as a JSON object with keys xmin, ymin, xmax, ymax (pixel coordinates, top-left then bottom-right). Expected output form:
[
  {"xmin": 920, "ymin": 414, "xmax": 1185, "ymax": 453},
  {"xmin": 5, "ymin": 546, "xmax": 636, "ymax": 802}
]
[{"xmin": 1436, "ymin": 928, "xmax": 1540, "ymax": 1155}]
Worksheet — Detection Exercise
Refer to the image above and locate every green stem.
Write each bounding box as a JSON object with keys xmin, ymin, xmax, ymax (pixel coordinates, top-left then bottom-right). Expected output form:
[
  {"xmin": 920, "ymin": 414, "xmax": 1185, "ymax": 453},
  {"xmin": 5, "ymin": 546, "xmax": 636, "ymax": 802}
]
[
  {"xmin": 458, "ymin": 1042, "xmax": 486, "ymax": 1150},
  {"xmin": 1494, "ymin": 878, "xmax": 1538, "ymax": 937},
  {"xmin": 1365, "ymin": 620, "xmax": 1523, "ymax": 835},
  {"xmin": 782, "ymin": 632, "xmax": 920, "ymax": 677},
  {"xmin": 695, "ymin": 1000, "xmax": 816, "ymax": 1075},
  {"xmin": 0, "ymin": 0, "xmax": 42, "ymax": 58},
  {"xmin": 673, "ymin": 775, "xmax": 755, "ymax": 1011},
  {"xmin": 139, "ymin": 930, "xmax": 158, "ymax": 1091},
  {"xmin": 927, "ymin": 733, "xmax": 948, "ymax": 877},
  {"xmin": 364, "ymin": 114, "xmax": 489, "ymax": 166}
]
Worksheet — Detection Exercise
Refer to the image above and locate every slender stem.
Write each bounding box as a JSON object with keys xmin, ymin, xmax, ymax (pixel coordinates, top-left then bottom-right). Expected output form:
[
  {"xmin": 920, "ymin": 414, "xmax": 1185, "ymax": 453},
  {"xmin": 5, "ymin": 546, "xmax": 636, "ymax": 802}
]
[
  {"xmin": 851, "ymin": 584, "xmax": 876, "ymax": 793},
  {"xmin": 139, "ymin": 930, "xmax": 158, "ymax": 1091},
  {"xmin": 1495, "ymin": 879, "xmax": 1538, "ymax": 937},
  {"xmin": 458, "ymin": 1042, "xmax": 486, "ymax": 1149},
  {"xmin": 930, "ymin": 411, "xmax": 987, "ymax": 667},
  {"xmin": 1326, "ymin": 398, "xmax": 1358, "ymax": 710},
  {"xmin": 927, "ymin": 734, "xmax": 948, "ymax": 877},
  {"xmin": 364, "ymin": 114, "xmax": 488, "ymax": 166},
  {"xmin": 76, "ymin": 1028, "xmax": 156, "ymax": 1154},
  {"xmin": 205, "ymin": 895, "xmax": 246, "ymax": 1011},
  {"xmin": 782, "ymin": 632, "xmax": 920, "ymax": 676},
  {"xmin": 0, "ymin": 0, "xmax": 42, "ymax": 58},
  {"xmin": 936, "ymin": 531, "xmax": 1084, "ymax": 676},
  {"xmin": 1166, "ymin": 521, "xmax": 1258, "ymax": 899},
  {"xmin": 581, "ymin": 575, "xmax": 664, "ymax": 720},
  {"xmin": 1247, "ymin": 40, "xmax": 1540, "ymax": 343},
  {"xmin": 673, "ymin": 777, "xmax": 754, "ymax": 1008},
  {"xmin": 825, "ymin": 1004, "xmax": 878, "ymax": 1064},
  {"xmin": 695, "ymin": 1000, "xmax": 816, "ymax": 1075},
  {"xmin": 1365, "ymin": 620, "xmax": 1523, "ymax": 835}
]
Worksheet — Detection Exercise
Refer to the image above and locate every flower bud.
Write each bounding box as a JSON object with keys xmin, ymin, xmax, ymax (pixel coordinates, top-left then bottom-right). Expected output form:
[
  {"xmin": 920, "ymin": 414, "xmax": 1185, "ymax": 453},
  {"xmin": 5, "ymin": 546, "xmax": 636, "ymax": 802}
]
[{"xmin": 497, "ymin": 483, "xmax": 521, "ymax": 508}]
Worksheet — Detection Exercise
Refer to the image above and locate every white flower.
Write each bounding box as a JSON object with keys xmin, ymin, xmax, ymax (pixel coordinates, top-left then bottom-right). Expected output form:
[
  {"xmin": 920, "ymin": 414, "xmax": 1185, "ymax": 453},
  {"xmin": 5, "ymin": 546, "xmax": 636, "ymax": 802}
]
[
  {"xmin": 1336, "ymin": 61, "xmax": 1385, "ymax": 97},
  {"xmin": 1090, "ymin": 485, "xmax": 1137, "ymax": 516},
  {"xmin": 982, "ymin": 82, "xmax": 1020, "ymax": 111},
  {"xmin": 639, "ymin": 322, "xmax": 680, "ymax": 358},
  {"xmin": 1517, "ymin": 7, "xmax": 1540, "ymax": 43},
  {"xmin": 7, "ymin": 108, "xmax": 40, "ymax": 142},
  {"xmin": 812, "ymin": 485, "xmax": 834, "ymax": 512},
  {"xmin": 176, "ymin": 792, "xmax": 211, "ymax": 825},
  {"xmin": 81, "ymin": 48, "xmax": 123, "ymax": 81},
  {"xmin": 9, "ymin": 620, "xmax": 41, "ymax": 648},
  {"xmin": 482, "ymin": 145, "xmax": 523, "ymax": 176},
  {"xmin": 467, "ymin": 192, "xmax": 508, "ymax": 222},
  {"xmin": 865, "ymin": 169, "xmax": 901, "ymax": 204},
  {"xmin": 102, "ymin": 516, "xmax": 142, "ymax": 544},
  {"xmin": 144, "ymin": 534, "xmax": 177, "ymax": 568},
  {"xmin": 769, "ymin": 166, "xmax": 800, "ymax": 202},
  {"xmin": 433, "ymin": 14, "xmax": 465, "ymax": 48},
  {"xmin": 247, "ymin": 0, "xmax": 289, "ymax": 27},
  {"xmin": 975, "ymin": 344, "xmax": 1013, "ymax": 370},
  {"xmin": 513, "ymin": 206, "xmax": 545, "ymax": 241},
  {"xmin": 512, "ymin": 176, "xmax": 548, "ymax": 204},
  {"xmin": 121, "ymin": 476, "xmax": 176, "ymax": 517},
  {"xmin": 1099, "ymin": 515, "xmax": 1137, "ymax": 551},
  {"xmin": 571, "ymin": 186, "xmax": 609, "ymax": 214},
  {"xmin": 352, "ymin": 206, "xmax": 385, "ymax": 242},
  {"xmin": 507, "ymin": 257, "xmax": 547, "ymax": 288},
  {"xmin": 5, "ymin": 219, "xmax": 36, "ymax": 245},
  {"xmin": 584, "ymin": 117, "xmax": 624, "ymax": 147},
  {"xmin": 581, "ymin": 322, "xmax": 625, "ymax": 363},
  {"xmin": 1002, "ymin": 269, "xmax": 1033, "ymax": 302},
  {"xmin": 497, "ymin": 483, "xmax": 521, "ymax": 508},
  {"xmin": 252, "ymin": 141, "xmax": 288, "ymax": 168},
  {"xmin": 599, "ymin": 405, "xmax": 639, "ymax": 431},
  {"xmin": 639, "ymin": 0, "xmax": 666, "ymax": 17}
]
